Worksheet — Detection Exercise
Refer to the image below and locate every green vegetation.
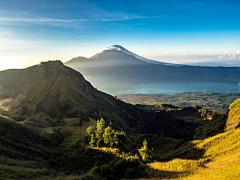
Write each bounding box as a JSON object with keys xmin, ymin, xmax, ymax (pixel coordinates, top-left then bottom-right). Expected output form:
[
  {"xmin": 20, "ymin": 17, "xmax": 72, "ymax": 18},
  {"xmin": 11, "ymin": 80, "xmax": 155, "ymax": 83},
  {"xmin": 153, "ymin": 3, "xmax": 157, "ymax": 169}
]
[
  {"xmin": 0, "ymin": 60, "xmax": 148, "ymax": 132},
  {"xmin": 1, "ymin": 61, "xmax": 240, "ymax": 179},
  {"xmin": 146, "ymin": 128, "xmax": 240, "ymax": 179},
  {"xmin": 95, "ymin": 118, "xmax": 106, "ymax": 147},
  {"xmin": 117, "ymin": 91, "xmax": 240, "ymax": 112},
  {"xmin": 86, "ymin": 118, "xmax": 126, "ymax": 149},
  {"xmin": 103, "ymin": 126, "xmax": 118, "ymax": 148},
  {"xmin": 225, "ymin": 98, "xmax": 240, "ymax": 131},
  {"xmin": 0, "ymin": 114, "xmax": 52, "ymax": 179},
  {"xmin": 138, "ymin": 139, "xmax": 153, "ymax": 162}
]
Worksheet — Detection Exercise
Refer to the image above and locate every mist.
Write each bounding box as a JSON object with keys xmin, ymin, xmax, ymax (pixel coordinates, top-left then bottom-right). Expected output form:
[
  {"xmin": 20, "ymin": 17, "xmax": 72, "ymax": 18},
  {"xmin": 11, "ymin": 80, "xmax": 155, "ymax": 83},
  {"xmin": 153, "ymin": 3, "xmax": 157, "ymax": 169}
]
[{"xmin": 0, "ymin": 94, "xmax": 26, "ymax": 111}]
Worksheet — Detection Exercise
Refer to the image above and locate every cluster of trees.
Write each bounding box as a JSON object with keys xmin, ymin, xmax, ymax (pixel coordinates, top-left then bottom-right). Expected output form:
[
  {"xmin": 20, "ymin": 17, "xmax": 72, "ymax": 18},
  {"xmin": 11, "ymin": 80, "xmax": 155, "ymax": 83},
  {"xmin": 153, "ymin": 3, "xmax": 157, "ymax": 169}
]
[
  {"xmin": 86, "ymin": 118, "xmax": 153, "ymax": 162},
  {"xmin": 86, "ymin": 118, "xmax": 125, "ymax": 148}
]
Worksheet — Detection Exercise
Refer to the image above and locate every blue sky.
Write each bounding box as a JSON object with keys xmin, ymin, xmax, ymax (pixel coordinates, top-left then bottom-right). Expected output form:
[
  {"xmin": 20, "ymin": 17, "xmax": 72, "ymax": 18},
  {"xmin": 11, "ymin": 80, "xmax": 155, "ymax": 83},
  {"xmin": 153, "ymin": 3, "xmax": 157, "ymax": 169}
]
[{"xmin": 0, "ymin": 0, "xmax": 239, "ymax": 70}]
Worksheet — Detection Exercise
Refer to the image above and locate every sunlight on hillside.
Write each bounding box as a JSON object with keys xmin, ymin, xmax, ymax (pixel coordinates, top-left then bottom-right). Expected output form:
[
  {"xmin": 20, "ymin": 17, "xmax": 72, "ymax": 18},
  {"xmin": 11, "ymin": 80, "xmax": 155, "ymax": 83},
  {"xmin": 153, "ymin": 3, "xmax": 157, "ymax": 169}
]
[{"xmin": 146, "ymin": 128, "xmax": 240, "ymax": 180}]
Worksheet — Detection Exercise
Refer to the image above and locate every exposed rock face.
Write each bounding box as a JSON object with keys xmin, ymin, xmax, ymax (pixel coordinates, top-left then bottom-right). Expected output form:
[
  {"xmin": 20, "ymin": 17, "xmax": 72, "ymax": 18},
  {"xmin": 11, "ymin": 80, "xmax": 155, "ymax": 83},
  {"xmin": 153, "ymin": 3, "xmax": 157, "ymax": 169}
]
[{"xmin": 37, "ymin": 63, "xmax": 46, "ymax": 74}]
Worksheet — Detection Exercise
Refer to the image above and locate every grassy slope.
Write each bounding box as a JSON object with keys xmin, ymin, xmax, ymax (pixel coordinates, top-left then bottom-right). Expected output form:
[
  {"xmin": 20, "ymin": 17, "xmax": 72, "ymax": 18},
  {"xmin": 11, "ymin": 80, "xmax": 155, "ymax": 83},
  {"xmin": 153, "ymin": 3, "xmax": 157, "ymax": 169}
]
[
  {"xmin": 225, "ymin": 98, "xmax": 240, "ymax": 131},
  {"xmin": 0, "ymin": 61, "xmax": 146, "ymax": 132},
  {"xmin": 0, "ymin": 61, "xmax": 96, "ymax": 118},
  {"xmin": 146, "ymin": 98, "xmax": 240, "ymax": 180},
  {"xmin": 146, "ymin": 129, "xmax": 240, "ymax": 179},
  {"xmin": 0, "ymin": 114, "xmax": 52, "ymax": 179},
  {"xmin": 1, "ymin": 60, "xmax": 240, "ymax": 179}
]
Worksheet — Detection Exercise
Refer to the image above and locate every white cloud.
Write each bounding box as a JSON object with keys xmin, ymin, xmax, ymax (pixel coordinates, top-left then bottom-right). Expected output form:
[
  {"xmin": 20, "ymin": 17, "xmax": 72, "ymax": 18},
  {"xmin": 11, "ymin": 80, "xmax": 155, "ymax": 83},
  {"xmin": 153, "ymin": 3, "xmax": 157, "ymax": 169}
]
[
  {"xmin": 218, "ymin": 50, "xmax": 240, "ymax": 60},
  {"xmin": 223, "ymin": 51, "xmax": 230, "ymax": 56},
  {"xmin": 163, "ymin": 51, "xmax": 168, "ymax": 55},
  {"xmin": 0, "ymin": 14, "xmax": 164, "ymax": 25},
  {"xmin": 183, "ymin": 52, "xmax": 187, "ymax": 56},
  {"xmin": 0, "ymin": 17, "xmax": 87, "ymax": 24},
  {"xmin": 0, "ymin": 94, "xmax": 26, "ymax": 111}
]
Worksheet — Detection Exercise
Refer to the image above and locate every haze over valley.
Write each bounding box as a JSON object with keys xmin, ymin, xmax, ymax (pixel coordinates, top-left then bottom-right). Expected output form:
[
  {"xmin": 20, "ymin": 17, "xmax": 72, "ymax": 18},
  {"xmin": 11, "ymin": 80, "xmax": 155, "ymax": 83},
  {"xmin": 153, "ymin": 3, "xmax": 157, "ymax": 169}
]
[{"xmin": 65, "ymin": 45, "xmax": 240, "ymax": 95}]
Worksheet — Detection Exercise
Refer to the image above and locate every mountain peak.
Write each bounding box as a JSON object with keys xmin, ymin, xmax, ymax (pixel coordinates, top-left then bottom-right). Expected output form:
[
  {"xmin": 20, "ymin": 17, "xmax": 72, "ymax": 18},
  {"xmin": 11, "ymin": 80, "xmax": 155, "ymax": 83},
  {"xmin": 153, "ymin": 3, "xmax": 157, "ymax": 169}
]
[{"xmin": 102, "ymin": 45, "xmax": 124, "ymax": 52}]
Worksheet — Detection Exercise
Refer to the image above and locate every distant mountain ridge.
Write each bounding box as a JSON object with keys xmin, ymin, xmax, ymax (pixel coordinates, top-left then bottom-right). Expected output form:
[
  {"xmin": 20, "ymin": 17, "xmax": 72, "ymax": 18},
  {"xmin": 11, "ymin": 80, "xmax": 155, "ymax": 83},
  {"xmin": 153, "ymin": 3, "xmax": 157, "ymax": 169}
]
[
  {"xmin": 66, "ymin": 45, "xmax": 182, "ymax": 66},
  {"xmin": 65, "ymin": 45, "xmax": 240, "ymax": 94}
]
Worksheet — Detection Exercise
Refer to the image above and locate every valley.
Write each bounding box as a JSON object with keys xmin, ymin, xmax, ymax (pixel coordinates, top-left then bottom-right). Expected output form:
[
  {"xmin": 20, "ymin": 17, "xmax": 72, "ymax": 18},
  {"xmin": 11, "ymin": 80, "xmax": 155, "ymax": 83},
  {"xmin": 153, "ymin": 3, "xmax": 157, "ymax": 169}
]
[
  {"xmin": 117, "ymin": 91, "xmax": 240, "ymax": 113},
  {"xmin": 0, "ymin": 61, "xmax": 240, "ymax": 179}
]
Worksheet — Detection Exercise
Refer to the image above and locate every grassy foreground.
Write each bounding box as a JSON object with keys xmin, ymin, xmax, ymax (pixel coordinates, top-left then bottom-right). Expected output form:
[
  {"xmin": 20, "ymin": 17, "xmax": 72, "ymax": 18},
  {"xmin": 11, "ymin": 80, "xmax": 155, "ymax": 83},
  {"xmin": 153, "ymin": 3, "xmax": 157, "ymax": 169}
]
[
  {"xmin": 0, "ymin": 114, "xmax": 52, "ymax": 179},
  {"xmin": 144, "ymin": 104, "xmax": 240, "ymax": 180}
]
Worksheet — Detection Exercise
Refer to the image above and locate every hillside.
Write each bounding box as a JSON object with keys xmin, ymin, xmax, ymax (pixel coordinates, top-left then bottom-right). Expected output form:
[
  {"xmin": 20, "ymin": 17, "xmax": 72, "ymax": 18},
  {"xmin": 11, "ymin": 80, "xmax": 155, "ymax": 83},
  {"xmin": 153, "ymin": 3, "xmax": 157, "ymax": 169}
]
[
  {"xmin": 145, "ymin": 98, "xmax": 240, "ymax": 179},
  {"xmin": 1, "ymin": 60, "xmax": 240, "ymax": 179},
  {"xmin": 0, "ymin": 60, "xmax": 146, "ymax": 131},
  {"xmin": 0, "ymin": 61, "xmax": 217, "ymax": 140},
  {"xmin": 0, "ymin": 114, "xmax": 52, "ymax": 179}
]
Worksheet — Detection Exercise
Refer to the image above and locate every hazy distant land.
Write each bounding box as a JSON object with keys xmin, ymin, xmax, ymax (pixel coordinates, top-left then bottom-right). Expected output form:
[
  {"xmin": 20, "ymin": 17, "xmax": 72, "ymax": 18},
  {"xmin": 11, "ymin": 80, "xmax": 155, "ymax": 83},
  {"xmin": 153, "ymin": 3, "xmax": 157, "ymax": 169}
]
[{"xmin": 117, "ymin": 91, "xmax": 240, "ymax": 112}]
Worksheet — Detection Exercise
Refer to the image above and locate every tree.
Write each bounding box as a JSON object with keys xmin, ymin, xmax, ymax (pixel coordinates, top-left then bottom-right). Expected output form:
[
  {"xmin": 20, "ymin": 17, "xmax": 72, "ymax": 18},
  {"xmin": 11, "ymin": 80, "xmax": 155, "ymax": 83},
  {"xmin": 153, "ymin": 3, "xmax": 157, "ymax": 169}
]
[
  {"xmin": 87, "ymin": 126, "xmax": 95, "ymax": 136},
  {"xmin": 89, "ymin": 134, "xmax": 95, "ymax": 146},
  {"xmin": 95, "ymin": 118, "xmax": 106, "ymax": 147},
  {"xmin": 114, "ymin": 131, "xmax": 126, "ymax": 146},
  {"xmin": 138, "ymin": 139, "xmax": 153, "ymax": 162},
  {"xmin": 103, "ymin": 126, "xmax": 118, "ymax": 148}
]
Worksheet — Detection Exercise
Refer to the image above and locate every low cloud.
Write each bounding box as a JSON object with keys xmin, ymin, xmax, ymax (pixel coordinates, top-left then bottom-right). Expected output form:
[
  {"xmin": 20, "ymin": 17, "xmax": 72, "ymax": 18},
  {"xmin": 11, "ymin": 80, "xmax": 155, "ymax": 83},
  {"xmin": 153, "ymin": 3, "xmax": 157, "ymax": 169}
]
[
  {"xmin": 0, "ymin": 94, "xmax": 26, "ymax": 111},
  {"xmin": 144, "ymin": 50, "xmax": 240, "ymax": 65},
  {"xmin": 218, "ymin": 50, "xmax": 240, "ymax": 60}
]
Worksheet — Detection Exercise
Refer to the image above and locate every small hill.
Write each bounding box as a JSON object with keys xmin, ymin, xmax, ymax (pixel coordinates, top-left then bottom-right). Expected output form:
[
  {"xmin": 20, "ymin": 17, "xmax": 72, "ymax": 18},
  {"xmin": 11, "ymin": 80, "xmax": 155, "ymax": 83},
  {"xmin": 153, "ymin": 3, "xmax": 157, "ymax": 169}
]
[
  {"xmin": 0, "ymin": 61, "xmax": 98, "ymax": 119},
  {"xmin": 64, "ymin": 56, "xmax": 89, "ymax": 66}
]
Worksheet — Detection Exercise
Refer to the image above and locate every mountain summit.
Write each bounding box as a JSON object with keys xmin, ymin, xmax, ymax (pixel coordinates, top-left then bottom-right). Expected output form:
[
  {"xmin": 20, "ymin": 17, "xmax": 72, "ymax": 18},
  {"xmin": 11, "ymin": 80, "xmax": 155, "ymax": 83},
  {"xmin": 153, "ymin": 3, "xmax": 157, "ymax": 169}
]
[
  {"xmin": 100, "ymin": 45, "xmax": 151, "ymax": 62},
  {"xmin": 66, "ymin": 45, "xmax": 180, "ymax": 67},
  {"xmin": 99, "ymin": 45, "xmax": 177, "ymax": 66}
]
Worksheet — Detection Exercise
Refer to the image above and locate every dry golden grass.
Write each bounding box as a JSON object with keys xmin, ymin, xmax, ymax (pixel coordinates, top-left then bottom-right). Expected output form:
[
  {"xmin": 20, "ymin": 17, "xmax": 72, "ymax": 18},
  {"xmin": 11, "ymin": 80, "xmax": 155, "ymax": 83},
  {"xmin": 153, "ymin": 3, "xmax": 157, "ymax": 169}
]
[{"xmin": 146, "ymin": 128, "xmax": 240, "ymax": 180}]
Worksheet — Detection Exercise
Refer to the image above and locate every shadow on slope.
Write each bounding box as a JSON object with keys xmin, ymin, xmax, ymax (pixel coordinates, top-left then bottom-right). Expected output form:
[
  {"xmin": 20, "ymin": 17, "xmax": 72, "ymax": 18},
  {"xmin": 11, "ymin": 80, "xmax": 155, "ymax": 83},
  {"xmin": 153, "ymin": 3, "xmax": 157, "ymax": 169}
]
[{"xmin": 0, "ymin": 114, "xmax": 53, "ymax": 179}]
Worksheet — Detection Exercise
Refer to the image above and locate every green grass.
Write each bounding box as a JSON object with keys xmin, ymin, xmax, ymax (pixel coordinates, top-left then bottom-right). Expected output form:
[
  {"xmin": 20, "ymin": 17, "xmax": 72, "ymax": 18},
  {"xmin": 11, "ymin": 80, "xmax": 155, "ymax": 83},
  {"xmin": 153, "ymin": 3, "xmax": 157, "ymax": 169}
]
[
  {"xmin": 1, "ymin": 61, "xmax": 240, "ymax": 179},
  {"xmin": 0, "ymin": 60, "xmax": 147, "ymax": 133},
  {"xmin": 0, "ymin": 164, "xmax": 49, "ymax": 179},
  {"xmin": 146, "ymin": 127, "xmax": 240, "ymax": 180},
  {"xmin": 225, "ymin": 98, "xmax": 240, "ymax": 131},
  {"xmin": 0, "ymin": 114, "xmax": 52, "ymax": 179}
]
